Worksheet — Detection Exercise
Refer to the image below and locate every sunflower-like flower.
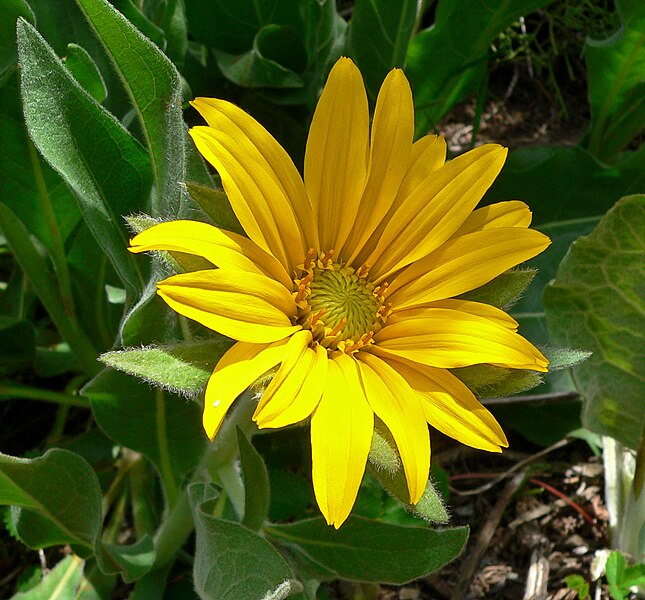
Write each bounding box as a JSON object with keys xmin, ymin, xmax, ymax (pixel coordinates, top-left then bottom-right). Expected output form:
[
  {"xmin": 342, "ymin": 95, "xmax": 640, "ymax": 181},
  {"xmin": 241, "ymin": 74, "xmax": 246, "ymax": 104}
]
[{"xmin": 130, "ymin": 57, "xmax": 550, "ymax": 528}]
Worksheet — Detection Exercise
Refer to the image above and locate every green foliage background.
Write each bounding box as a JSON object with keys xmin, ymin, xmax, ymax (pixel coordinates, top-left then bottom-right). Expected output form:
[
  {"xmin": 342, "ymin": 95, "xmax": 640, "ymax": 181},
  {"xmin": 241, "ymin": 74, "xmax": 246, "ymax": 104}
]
[{"xmin": 0, "ymin": 0, "xmax": 643, "ymax": 597}]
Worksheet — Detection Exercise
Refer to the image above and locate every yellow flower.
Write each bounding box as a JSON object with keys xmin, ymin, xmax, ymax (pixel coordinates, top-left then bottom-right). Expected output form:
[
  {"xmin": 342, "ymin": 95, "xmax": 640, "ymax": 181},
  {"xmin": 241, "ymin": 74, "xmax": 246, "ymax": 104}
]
[{"xmin": 130, "ymin": 57, "xmax": 550, "ymax": 528}]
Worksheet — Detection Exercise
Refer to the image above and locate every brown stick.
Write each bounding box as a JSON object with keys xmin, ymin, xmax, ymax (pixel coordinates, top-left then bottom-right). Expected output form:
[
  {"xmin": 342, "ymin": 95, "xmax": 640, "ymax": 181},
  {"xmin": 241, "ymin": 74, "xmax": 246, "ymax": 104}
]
[{"xmin": 449, "ymin": 471, "xmax": 526, "ymax": 600}]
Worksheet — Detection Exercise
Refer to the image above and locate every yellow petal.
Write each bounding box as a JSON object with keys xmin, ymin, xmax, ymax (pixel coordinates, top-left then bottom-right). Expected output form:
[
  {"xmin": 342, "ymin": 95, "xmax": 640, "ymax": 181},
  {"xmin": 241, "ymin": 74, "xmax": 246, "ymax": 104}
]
[
  {"xmin": 189, "ymin": 98, "xmax": 316, "ymax": 270},
  {"xmin": 367, "ymin": 144, "xmax": 508, "ymax": 281},
  {"xmin": 304, "ymin": 57, "xmax": 369, "ymax": 254},
  {"xmin": 129, "ymin": 219, "xmax": 292, "ymax": 288},
  {"xmin": 357, "ymin": 352, "xmax": 430, "ymax": 504},
  {"xmin": 157, "ymin": 269, "xmax": 300, "ymax": 343},
  {"xmin": 353, "ymin": 134, "xmax": 447, "ymax": 267},
  {"xmin": 254, "ymin": 330, "xmax": 327, "ymax": 428},
  {"xmin": 203, "ymin": 340, "xmax": 289, "ymax": 439},
  {"xmin": 397, "ymin": 134, "xmax": 447, "ymax": 201},
  {"xmin": 452, "ymin": 200, "xmax": 533, "ymax": 237},
  {"xmin": 383, "ymin": 355, "xmax": 507, "ymax": 451},
  {"xmin": 387, "ymin": 227, "xmax": 551, "ymax": 308},
  {"xmin": 374, "ymin": 307, "xmax": 549, "ymax": 371},
  {"xmin": 424, "ymin": 299, "xmax": 519, "ymax": 330},
  {"xmin": 344, "ymin": 68, "xmax": 414, "ymax": 263},
  {"xmin": 311, "ymin": 353, "xmax": 373, "ymax": 528}
]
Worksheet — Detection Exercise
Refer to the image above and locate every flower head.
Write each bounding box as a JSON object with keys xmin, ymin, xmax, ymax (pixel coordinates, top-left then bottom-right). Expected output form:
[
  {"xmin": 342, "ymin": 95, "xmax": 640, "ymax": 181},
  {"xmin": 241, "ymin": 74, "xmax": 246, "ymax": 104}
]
[{"xmin": 130, "ymin": 57, "xmax": 550, "ymax": 528}]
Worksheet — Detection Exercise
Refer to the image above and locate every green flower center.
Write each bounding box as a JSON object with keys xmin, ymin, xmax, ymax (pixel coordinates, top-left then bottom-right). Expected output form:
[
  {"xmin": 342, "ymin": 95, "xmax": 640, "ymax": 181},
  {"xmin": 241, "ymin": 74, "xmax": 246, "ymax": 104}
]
[{"xmin": 293, "ymin": 251, "xmax": 390, "ymax": 353}]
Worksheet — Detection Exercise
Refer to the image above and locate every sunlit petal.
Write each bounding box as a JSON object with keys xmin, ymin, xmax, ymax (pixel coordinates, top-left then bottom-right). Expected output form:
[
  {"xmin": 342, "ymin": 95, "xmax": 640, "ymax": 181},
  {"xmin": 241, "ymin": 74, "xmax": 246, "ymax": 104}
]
[
  {"xmin": 384, "ymin": 355, "xmax": 508, "ymax": 451},
  {"xmin": 374, "ymin": 307, "xmax": 548, "ymax": 371},
  {"xmin": 311, "ymin": 353, "xmax": 373, "ymax": 528},
  {"xmin": 367, "ymin": 144, "xmax": 508, "ymax": 281},
  {"xmin": 254, "ymin": 331, "xmax": 327, "ymax": 428},
  {"xmin": 357, "ymin": 352, "xmax": 430, "ymax": 503},
  {"xmin": 190, "ymin": 97, "xmax": 316, "ymax": 269},
  {"xmin": 344, "ymin": 69, "xmax": 414, "ymax": 262},
  {"xmin": 304, "ymin": 57, "xmax": 369, "ymax": 253},
  {"xmin": 387, "ymin": 227, "xmax": 551, "ymax": 307},
  {"xmin": 157, "ymin": 270, "xmax": 300, "ymax": 343},
  {"xmin": 129, "ymin": 219, "xmax": 291, "ymax": 288},
  {"xmin": 452, "ymin": 200, "xmax": 533, "ymax": 237},
  {"xmin": 203, "ymin": 340, "xmax": 289, "ymax": 439}
]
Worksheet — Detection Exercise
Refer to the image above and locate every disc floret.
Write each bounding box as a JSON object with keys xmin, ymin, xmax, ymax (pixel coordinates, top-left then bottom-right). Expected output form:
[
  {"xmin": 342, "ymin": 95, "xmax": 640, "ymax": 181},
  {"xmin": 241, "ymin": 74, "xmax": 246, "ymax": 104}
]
[{"xmin": 293, "ymin": 249, "xmax": 392, "ymax": 353}]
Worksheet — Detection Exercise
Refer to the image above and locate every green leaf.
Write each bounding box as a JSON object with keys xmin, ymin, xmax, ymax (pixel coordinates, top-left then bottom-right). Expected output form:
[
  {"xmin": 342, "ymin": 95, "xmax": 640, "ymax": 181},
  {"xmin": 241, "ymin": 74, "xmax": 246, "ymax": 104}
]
[
  {"xmin": 185, "ymin": 0, "xmax": 303, "ymax": 55},
  {"xmin": 265, "ymin": 517, "xmax": 468, "ymax": 584},
  {"xmin": 64, "ymin": 43, "xmax": 107, "ymax": 102},
  {"xmin": 185, "ymin": 182, "xmax": 244, "ymax": 235},
  {"xmin": 544, "ymin": 195, "xmax": 645, "ymax": 449},
  {"xmin": 406, "ymin": 0, "xmax": 554, "ymax": 133},
  {"xmin": 0, "ymin": 70, "xmax": 81, "ymax": 276},
  {"xmin": 0, "ymin": 204, "xmax": 100, "ymax": 374},
  {"xmin": 76, "ymin": 0, "xmax": 187, "ymax": 215},
  {"xmin": 0, "ymin": 0, "xmax": 33, "ymax": 75},
  {"xmin": 97, "ymin": 536, "xmax": 156, "ymax": 583},
  {"xmin": 347, "ymin": 0, "xmax": 419, "ymax": 99},
  {"xmin": 459, "ymin": 268, "xmax": 537, "ymax": 310},
  {"xmin": 100, "ymin": 338, "xmax": 231, "ymax": 396},
  {"xmin": 83, "ymin": 369, "xmax": 206, "ymax": 491},
  {"xmin": 12, "ymin": 555, "xmax": 85, "ymax": 600},
  {"xmin": 237, "ymin": 429, "xmax": 270, "ymax": 531},
  {"xmin": 215, "ymin": 25, "xmax": 305, "ymax": 89},
  {"xmin": 0, "ymin": 448, "xmax": 102, "ymax": 551},
  {"xmin": 564, "ymin": 574, "xmax": 590, "ymax": 600},
  {"xmin": 188, "ymin": 483, "xmax": 302, "ymax": 600},
  {"xmin": 16, "ymin": 19, "xmax": 151, "ymax": 293},
  {"xmin": 585, "ymin": 0, "xmax": 645, "ymax": 160}
]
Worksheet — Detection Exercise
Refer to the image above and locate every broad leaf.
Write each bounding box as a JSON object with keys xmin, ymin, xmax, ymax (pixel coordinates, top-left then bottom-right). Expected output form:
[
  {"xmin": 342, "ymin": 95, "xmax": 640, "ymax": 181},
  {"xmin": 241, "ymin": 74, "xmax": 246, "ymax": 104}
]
[
  {"xmin": 17, "ymin": 19, "xmax": 151, "ymax": 293},
  {"xmin": 189, "ymin": 483, "xmax": 303, "ymax": 600},
  {"xmin": 0, "ymin": 449, "xmax": 102, "ymax": 552},
  {"xmin": 585, "ymin": 0, "xmax": 645, "ymax": 161},
  {"xmin": 406, "ymin": 0, "xmax": 554, "ymax": 133},
  {"xmin": 347, "ymin": 0, "xmax": 419, "ymax": 99},
  {"xmin": 0, "ymin": 71, "xmax": 81, "ymax": 266},
  {"xmin": 64, "ymin": 43, "xmax": 107, "ymax": 102},
  {"xmin": 97, "ymin": 536, "xmax": 156, "ymax": 583},
  {"xmin": 12, "ymin": 555, "xmax": 85, "ymax": 600},
  {"xmin": 83, "ymin": 369, "xmax": 206, "ymax": 491},
  {"xmin": 100, "ymin": 338, "xmax": 232, "ymax": 396},
  {"xmin": 544, "ymin": 195, "xmax": 645, "ymax": 449},
  {"xmin": 76, "ymin": 0, "xmax": 187, "ymax": 215},
  {"xmin": 265, "ymin": 516, "xmax": 468, "ymax": 584},
  {"xmin": 237, "ymin": 429, "xmax": 270, "ymax": 531}
]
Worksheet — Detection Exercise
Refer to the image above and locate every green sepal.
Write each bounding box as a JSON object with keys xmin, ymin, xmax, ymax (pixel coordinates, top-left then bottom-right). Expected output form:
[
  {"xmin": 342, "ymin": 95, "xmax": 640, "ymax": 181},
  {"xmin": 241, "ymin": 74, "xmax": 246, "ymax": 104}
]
[
  {"xmin": 184, "ymin": 182, "xmax": 244, "ymax": 235},
  {"xmin": 100, "ymin": 338, "xmax": 232, "ymax": 397},
  {"xmin": 458, "ymin": 268, "xmax": 537, "ymax": 309},
  {"xmin": 451, "ymin": 364, "xmax": 542, "ymax": 399},
  {"xmin": 368, "ymin": 428, "xmax": 449, "ymax": 524}
]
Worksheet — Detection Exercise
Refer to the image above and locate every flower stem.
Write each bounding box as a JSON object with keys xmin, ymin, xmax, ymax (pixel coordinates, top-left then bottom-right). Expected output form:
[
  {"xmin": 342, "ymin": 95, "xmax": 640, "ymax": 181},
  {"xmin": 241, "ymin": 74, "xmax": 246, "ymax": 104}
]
[{"xmin": 151, "ymin": 391, "xmax": 256, "ymax": 569}]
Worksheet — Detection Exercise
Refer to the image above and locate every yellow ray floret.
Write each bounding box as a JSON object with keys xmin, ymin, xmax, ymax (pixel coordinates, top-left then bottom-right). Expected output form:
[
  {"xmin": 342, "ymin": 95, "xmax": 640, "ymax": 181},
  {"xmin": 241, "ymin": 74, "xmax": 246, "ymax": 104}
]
[{"xmin": 129, "ymin": 56, "xmax": 551, "ymax": 528}]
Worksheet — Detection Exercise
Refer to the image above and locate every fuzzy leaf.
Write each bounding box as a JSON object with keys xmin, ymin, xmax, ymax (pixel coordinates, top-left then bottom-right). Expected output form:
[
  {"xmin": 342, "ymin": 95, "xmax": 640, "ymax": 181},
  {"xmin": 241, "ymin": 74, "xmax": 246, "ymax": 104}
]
[
  {"xmin": 16, "ymin": 19, "xmax": 151, "ymax": 293},
  {"xmin": 76, "ymin": 0, "xmax": 187, "ymax": 215},
  {"xmin": 265, "ymin": 516, "xmax": 468, "ymax": 584},
  {"xmin": 64, "ymin": 43, "xmax": 107, "ymax": 102},
  {"xmin": 188, "ymin": 483, "xmax": 303, "ymax": 600},
  {"xmin": 545, "ymin": 195, "xmax": 645, "ymax": 449},
  {"xmin": 12, "ymin": 555, "xmax": 85, "ymax": 600},
  {"xmin": 0, "ymin": 449, "xmax": 102, "ymax": 552},
  {"xmin": 100, "ymin": 339, "xmax": 231, "ymax": 396}
]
